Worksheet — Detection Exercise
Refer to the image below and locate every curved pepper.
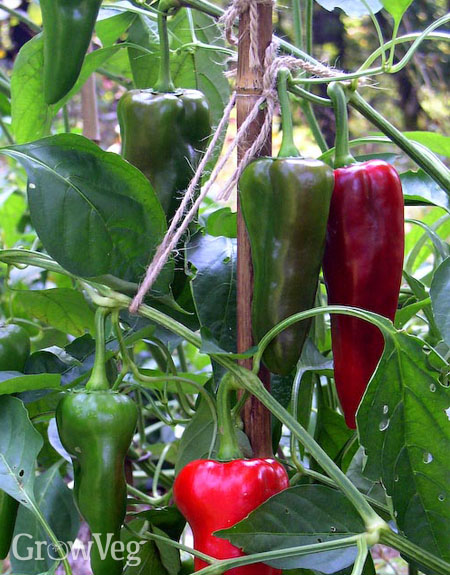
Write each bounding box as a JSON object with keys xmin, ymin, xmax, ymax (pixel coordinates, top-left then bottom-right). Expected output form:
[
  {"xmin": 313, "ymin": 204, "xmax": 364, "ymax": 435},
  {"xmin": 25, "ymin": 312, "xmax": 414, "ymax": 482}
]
[
  {"xmin": 41, "ymin": 0, "xmax": 103, "ymax": 104},
  {"xmin": 174, "ymin": 458, "xmax": 289, "ymax": 574},
  {"xmin": 323, "ymin": 160, "xmax": 404, "ymax": 428},
  {"xmin": 56, "ymin": 391, "xmax": 137, "ymax": 574},
  {"xmin": 240, "ymin": 158, "xmax": 333, "ymax": 374},
  {"xmin": 0, "ymin": 324, "xmax": 30, "ymax": 558},
  {"xmin": 118, "ymin": 89, "xmax": 211, "ymax": 221},
  {"xmin": 323, "ymin": 83, "xmax": 404, "ymax": 428}
]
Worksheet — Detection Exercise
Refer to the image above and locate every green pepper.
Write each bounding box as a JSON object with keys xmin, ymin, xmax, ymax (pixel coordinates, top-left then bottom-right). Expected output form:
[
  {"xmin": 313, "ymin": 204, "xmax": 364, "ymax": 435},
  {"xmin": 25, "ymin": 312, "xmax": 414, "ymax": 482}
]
[
  {"xmin": 0, "ymin": 324, "xmax": 30, "ymax": 558},
  {"xmin": 118, "ymin": 89, "xmax": 210, "ymax": 220},
  {"xmin": 55, "ymin": 309, "xmax": 137, "ymax": 575},
  {"xmin": 56, "ymin": 391, "xmax": 137, "ymax": 574},
  {"xmin": 41, "ymin": 0, "xmax": 103, "ymax": 105},
  {"xmin": 117, "ymin": 11, "xmax": 211, "ymax": 221},
  {"xmin": 239, "ymin": 70, "xmax": 334, "ymax": 375}
]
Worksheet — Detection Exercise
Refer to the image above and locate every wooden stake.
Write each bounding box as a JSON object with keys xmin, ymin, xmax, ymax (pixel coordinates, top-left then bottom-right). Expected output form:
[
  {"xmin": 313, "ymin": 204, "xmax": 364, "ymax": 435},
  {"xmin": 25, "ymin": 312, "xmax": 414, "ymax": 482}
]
[
  {"xmin": 81, "ymin": 46, "xmax": 100, "ymax": 143},
  {"xmin": 236, "ymin": 3, "xmax": 273, "ymax": 458}
]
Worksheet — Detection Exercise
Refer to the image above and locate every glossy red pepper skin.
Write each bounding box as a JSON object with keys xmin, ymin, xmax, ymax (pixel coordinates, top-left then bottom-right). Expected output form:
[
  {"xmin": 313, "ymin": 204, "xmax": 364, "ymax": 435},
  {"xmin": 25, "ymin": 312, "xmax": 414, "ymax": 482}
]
[
  {"xmin": 173, "ymin": 459, "xmax": 289, "ymax": 574},
  {"xmin": 323, "ymin": 160, "xmax": 404, "ymax": 428}
]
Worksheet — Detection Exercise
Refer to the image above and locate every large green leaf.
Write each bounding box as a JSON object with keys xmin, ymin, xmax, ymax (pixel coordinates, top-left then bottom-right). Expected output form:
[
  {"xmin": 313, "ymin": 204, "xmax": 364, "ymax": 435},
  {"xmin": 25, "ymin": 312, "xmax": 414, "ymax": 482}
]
[
  {"xmin": 430, "ymin": 257, "xmax": 450, "ymax": 346},
  {"xmin": 0, "ymin": 134, "xmax": 173, "ymax": 293},
  {"xmin": 15, "ymin": 288, "xmax": 95, "ymax": 336},
  {"xmin": 11, "ymin": 35, "xmax": 121, "ymax": 144},
  {"xmin": 216, "ymin": 485, "xmax": 365, "ymax": 573},
  {"xmin": 358, "ymin": 332, "xmax": 450, "ymax": 562},
  {"xmin": 0, "ymin": 372, "xmax": 61, "ymax": 395},
  {"xmin": 11, "ymin": 463, "xmax": 80, "ymax": 575},
  {"xmin": 0, "ymin": 396, "xmax": 43, "ymax": 507},
  {"xmin": 401, "ymin": 170, "xmax": 450, "ymax": 213}
]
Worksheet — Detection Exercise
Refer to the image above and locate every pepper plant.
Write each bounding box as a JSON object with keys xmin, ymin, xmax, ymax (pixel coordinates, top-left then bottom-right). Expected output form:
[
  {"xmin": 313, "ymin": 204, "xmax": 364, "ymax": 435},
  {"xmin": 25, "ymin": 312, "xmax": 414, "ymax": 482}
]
[{"xmin": 0, "ymin": 1, "xmax": 448, "ymax": 575}]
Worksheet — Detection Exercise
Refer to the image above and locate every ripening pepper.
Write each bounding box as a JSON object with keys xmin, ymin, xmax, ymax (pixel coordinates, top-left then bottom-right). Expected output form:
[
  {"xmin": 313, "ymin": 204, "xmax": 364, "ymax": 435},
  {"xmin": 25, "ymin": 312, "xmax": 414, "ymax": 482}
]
[
  {"xmin": 118, "ymin": 88, "xmax": 211, "ymax": 221},
  {"xmin": 56, "ymin": 391, "xmax": 137, "ymax": 574},
  {"xmin": 41, "ymin": 0, "xmax": 103, "ymax": 104},
  {"xmin": 239, "ymin": 70, "xmax": 334, "ymax": 375},
  {"xmin": 0, "ymin": 324, "xmax": 30, "ymax": 558},
  {"xmin": 174, "ymin": 458, "xmax": 289, "ymax": 574},
  {"xmin": 323, "ymin": 83, "xmax": 404, "ymax": 428}
]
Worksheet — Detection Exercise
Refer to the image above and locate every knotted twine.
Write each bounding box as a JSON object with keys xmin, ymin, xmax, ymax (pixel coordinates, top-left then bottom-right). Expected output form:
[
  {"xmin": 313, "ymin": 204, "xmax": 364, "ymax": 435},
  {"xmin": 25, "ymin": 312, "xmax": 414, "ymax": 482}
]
[
  {"xmin": 219, "ymin": 0, "xmax": 273, "ymax": 71},
  {"xmin": 129, "ymin": 0, "xmax": 343, "ymax": 314}
]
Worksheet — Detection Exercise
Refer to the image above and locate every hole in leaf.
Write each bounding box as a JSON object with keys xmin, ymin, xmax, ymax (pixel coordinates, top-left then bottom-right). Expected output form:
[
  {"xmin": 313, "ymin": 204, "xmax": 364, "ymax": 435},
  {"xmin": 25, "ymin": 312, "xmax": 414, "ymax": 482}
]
[
  {"xmin": 423, "ymin": 452, "xmax": 433, "ymax": 464},
  {"xmin": 18, "ymin": 470, "xmax": 24, "ymax": 477}
]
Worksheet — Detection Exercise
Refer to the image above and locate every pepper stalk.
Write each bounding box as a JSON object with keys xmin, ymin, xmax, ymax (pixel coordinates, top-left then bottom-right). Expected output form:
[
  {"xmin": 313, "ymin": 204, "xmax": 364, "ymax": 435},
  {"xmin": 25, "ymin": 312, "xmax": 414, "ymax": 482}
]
[{"xmin": 327, "ymin": 82, "xmax": 356, "ymax": 169}]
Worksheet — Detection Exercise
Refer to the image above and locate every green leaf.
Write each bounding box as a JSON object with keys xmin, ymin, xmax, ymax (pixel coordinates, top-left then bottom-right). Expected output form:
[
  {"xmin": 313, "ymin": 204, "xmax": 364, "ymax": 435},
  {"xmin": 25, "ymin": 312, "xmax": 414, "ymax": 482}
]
[
  {"xmin": 0, "ymin": 192, "xmax": 28, "ymax": 247},
  {"xmin": 15, "ymin": 288, "xmax": 95, "ymax": 336},
  {"xmin": 152, "ymin": 525, "xmax": 181, "ymax": 575},
  {"xmin": 313, "ymin": 0, "xmax": 382, "ymax": 18},
  {"xmin": 381, "ymin": 0, "xmax": 414, "ymax": 23},
  {"xmin": 11, "ymin": 35, "xmax": 121, "ymax": 144},
  {"xmin": 11, "ymin": 35, "xmax": 52, "ymax": 144},
  {"xmin": 0, "ymin": 372, "xmax": 61, "ymax": 395},
  {"xmin": 402, "ymin": 132, "xmax": 450, "ymax": 158},
  {"xmin": 216, "ymin": 485, "xmax": 365, "ymax": 573},
  {"xmin": 0, "ymin": 396, "xmax": 43, "ymax": 507},
  {"xmin": 430, "ymin": 257, "xmax": 450, "ymax": 346},
  {"xmin": 402, "ymin": 170, "xmax": 450, "ymax": 213},
  {"xmin": 123, "ymin": 539, "xmax": 169, "ymax": 575},
  {"xmin": 188, "ymin": 234, "xmax": 237, "ymax": 353},
  {"xmin": 1, "ymin": 134, "xmax": 173, "ymax": 292},
  {"xmin": 358, "ymin": 332, "xmax": 450, "ymax": 562},
  {"xmin": 346, "ymin": 448, "xmax": 390, "ymax": 516},
  {"xmin": 136, "ymin": 369, "xmax": 209, "ymax": 393},
  {"xmin": 11, "ymin": 463, "xmax": 80, "ymax": 575},
  {"xmin": 175, "ymin": 388, "xmax": 217, "ymax": 475},
  {"xmin": 97, "ymin": 7, "xmax": 136, "ymax": 46},
  {"xmin": 205, "ymin": 207, "xmax": 237, "ymax": 239},
  {"xmin": 316, "ymin": 406, "xmax": 355, "ymax": 463}
]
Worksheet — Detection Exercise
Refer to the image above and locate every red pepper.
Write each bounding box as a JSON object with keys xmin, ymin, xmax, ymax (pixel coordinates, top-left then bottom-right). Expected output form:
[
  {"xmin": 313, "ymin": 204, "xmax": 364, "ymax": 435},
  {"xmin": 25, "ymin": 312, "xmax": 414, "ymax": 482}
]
[
  {"xmin": 323, "ymin": 159, "xmax": 404, "ymax": 428},
  {"xmin": 173, "ymin": 458, "xmax": 289, "ymax": 574}
]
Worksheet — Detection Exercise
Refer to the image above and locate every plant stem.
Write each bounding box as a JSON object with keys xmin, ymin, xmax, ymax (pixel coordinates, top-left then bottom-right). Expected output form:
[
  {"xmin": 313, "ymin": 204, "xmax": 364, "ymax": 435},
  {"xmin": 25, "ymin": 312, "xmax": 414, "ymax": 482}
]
[
  {"xmin": 29, "ymin": 499, "xmax": 72, "ymax": 574},
  {"xmin": 379, "ymin": 529, "xmax": 450, "ymax": 575},
  {"xmin": 305, "ymin": 0, "xmax": 313, "ymax": 55},
  {"xmin": 216, "ymin": 375, "xmax": 242, "ymax": 461},
  {"xmin": 300, "ymin": 100, "xmax": 329, "ymax": 152},
  {"xmin": 62, "ymin": 105, "xmax": 70, "ymax": 133},
  {"xmin": 349, "ymin": 91, "xmax": 450, "ymax": 192},
  {"xmin": 195, "ymin": 534, "xmax": 365, "ymax": 575},
  {"xmin": 277, "ymin": 69, "xmax": 300, "ymax": 158},
  {"xmin": 327, "ymin": 82, "xmax": 356, "ymax": 168},
  {"xmin": 290, "ymin": 84, "xmax": 332, "ymax": 106},
  {"xmin": 86, "ymin": 307, "xmax": 110, "ymax": 391},
  {"xmin": 388, "ymin": 20, "xmax": 401, "ymax": 68},
  {"xmin": 154, "ymin": 12, "xmax": 174, "ymax": 92},
  {"xmin": 292, "ymin": 0, "xmax": 303, "ymax": 50}
]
